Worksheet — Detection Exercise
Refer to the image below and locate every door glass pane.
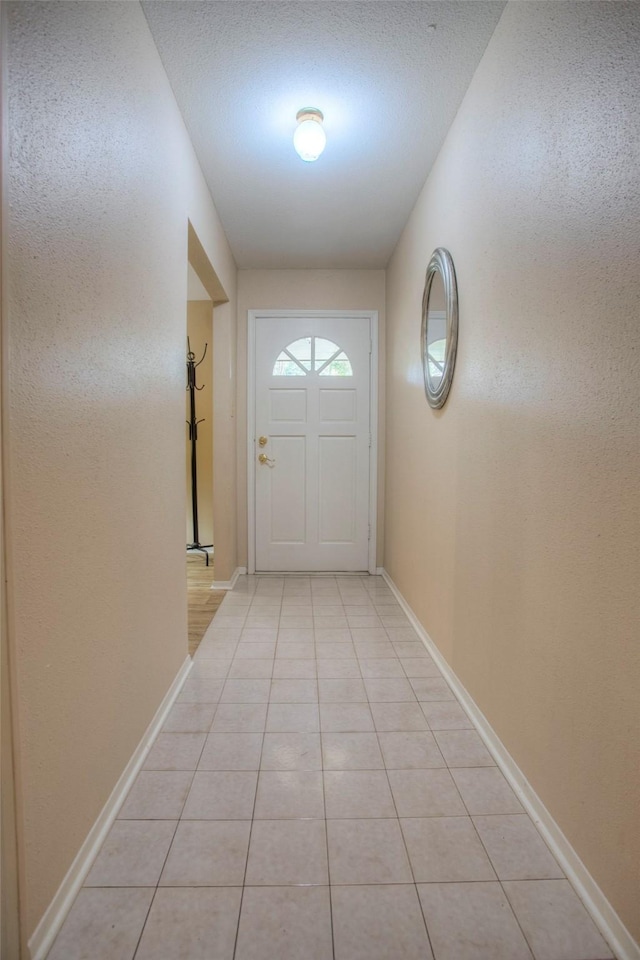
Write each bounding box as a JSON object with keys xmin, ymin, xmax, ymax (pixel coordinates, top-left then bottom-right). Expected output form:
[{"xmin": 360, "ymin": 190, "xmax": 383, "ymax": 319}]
[
  {"xmin": 273, "ymin": 353, "xmax": 307, "ymax": 376},
  {"xmin": 286, "ymin": 338, "xmax": 312, "ymax": 370},
  {"xmin": 273, "ymin": 337, "xmax": 352, "ymax": 377},
  {"xmin": 319, "ymin": 352, "xmax": 353, "ymax": 376}
]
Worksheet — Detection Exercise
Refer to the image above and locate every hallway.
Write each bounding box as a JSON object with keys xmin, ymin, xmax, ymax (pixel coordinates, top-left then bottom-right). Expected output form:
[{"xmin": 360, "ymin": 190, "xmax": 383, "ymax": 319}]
[{"xmin": 47, "ymin": 576, "xmax": 612, "ymax": 960}]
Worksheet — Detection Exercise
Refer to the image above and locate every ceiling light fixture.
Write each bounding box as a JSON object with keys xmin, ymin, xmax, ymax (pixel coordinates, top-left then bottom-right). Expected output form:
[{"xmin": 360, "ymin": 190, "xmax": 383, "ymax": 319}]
[{"xmin": 293, "ymin": 108, "xmax": 326, "ymax": 162}]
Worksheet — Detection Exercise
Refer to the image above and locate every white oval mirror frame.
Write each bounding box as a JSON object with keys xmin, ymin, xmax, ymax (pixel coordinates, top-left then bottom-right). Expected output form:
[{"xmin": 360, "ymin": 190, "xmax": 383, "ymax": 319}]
[{"xmin": 421, "ymin": 247, "xmax": 459, "ymax": 409}]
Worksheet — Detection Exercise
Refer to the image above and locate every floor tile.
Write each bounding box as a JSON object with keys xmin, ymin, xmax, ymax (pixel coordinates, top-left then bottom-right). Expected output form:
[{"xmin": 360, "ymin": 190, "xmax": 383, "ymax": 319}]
[
  {"xmin": 319, "ymin": 702, "xmax": 375, "ymax": 732},
  {"xmin": 261, "ymin": 732, "xmax": 322, "ymax": 770},
  {"xmin": 324, "ymin": 770, "xmax": 396, "ymax": 818},
  {"xmin": 327, "ymin": 818, "xmax": 413, "ymax": 884},
  {"xmin": 254, "ymin": 770, "xmax": 325, "ymax": 819},
  {"xmin": 85, "ymin": 820, "xmax": 176, "ymax": 886},
  {"xmin": 315, "ymin": 617, "xmax": 349, "ymax": 630},
  {"xmin": 370, "ymin": 701, "xmax": 429, "ymax": 732},
  {"xmin": 244, "ymin": 615, "xmax": 280, "ymax": 628},
  {"xmin": 270, "ymin": 678, "xmax": 318, "ymax": 702},
  {"xmin": 177, "ymin": 679, "xmax": 224, "ymax": 703},
  {"xmin": 503, "ymin": 880, "xmax": 614, "ymax": 960},
  {"xmin": 351, "ymin": 629, "xmax": 390, "ymax": 644},
  {"xmin": 332, "ymin": 884, "xmax": 433, "ymax": 960},
  {"xmin": 278, "ymin": 628, "xmax": 315, "ymax": 643},
  {"xmin": 318, "ymin": 678, "xmax": 367, "ymax": 702},
  {"xmin": 234, "ymin": 642, "xmax": 276, "ymax": 660},
  {"xmin": 220, "ymin": 679, "xmax": 271, "ymax": 703},
  {"xmin": 276, "ymin": 642, "xmax": 316, "ymax": 659},
  {"xmin": 47, "ymin": 887, "xmax": 154, "ymax": 960},
  {"xmin": 241, "ymin": 629, "xmax": 278, "ymax": 643},
  {"xmin": 281, "ymin": 602, "xmax": 312, "ymax": 614},
  {"xmin": 314, "ymin": 604, "xmax": 345, "ymax": 617},
  {"xmin": 280, "ymin": 615, "xmax": 314, "ymax": 628},
  {"xmin": 212, "ymin": 617, "xmax": 247, "ymax": 630},
  {"xmin": 182, "ymin": 770, "xmax": 258, "ymax": 819},
  {"xmin": 235, "ymin": 886, "xmax": 333, "ymax": 960},
  {"xmin": 163, "ymin": 702, "xmax": 216, "ymax": 733},
  {"xmin": 143, "ymin": 733, "xmax": 206, "ymax": 771},
  {"xmin": 228, "ymin": 659, "xmax": 274, "ymax": 679},
  {"xmin": 364, "ymin": 677, "xmax": 416, "ymax": 702},
  {"xmin": 392, "ymin": 641, "xmax": 429, "ymax": 658},
  {"xmin": 433, "ymin": 729, "xmax": 495, "ymax": 767},
  {"xmin": 118, "ymin": 771, "xmax": 192, "ymax": 819},
  {"xmin": 245, "ymin": 818, "xmax": 328, "ymax": 884},
  {"xmin": 418, "ymin": 882, "xmax": 534, "ymax": 960},
  {"xmin": 346, "ymin": 616, "xmax": 382, "ymax": 629},
  {"xmin": 359, "ymin": 658, "xmax": 405, "ymax": 678},
  {"xmin": 198, "ymin": 733, "xmax": 263, "ymax": 770},
  {"xmin": 266, "ymin": 702, "xmax": 320, "ymax": 732},
  {"xmin": 58, "ymin": 577, "xmax": 611, "ymax": 960},
  {"xmin": 401, "ymin": 817, "xmax": 496, "ymax": 882},
  {"xmin": 473, "ymin": 815, "xmax": 564, "ymax": 880},
  {"xmin": 160, "ymin": 820, "xmax": 251, "ymax": 886},
  {"xmin": 451, "ymin": 767, "xmax": 524, "ymax": 815},
  {"xmin": 135, "ymin": 887, "xmax": 242, "ymax": 960},
  {"xmin": 316, "ymin": 659, "xmax": 362, "ymax": 678},
  {"xmin": 321, "ymin": 732, "xmax": 384, "ymax": 770},
  {"xmin": 385, "ymin": 628, "xmax": 418, "ymax": 642},
  {"xmin": 372, "ymin": 603, "xmax": 402, "ymax": 615},
  {"xmin": 354, "ymin": 641, "xmax": 396, "ymax": 659},
  {"xmin": 315, "ymin": 628, "xmax": 352, "ymax": 643},
  {"xmin": 378, "ymin": 731, "xmax": 446, "ymax": 768},
  {"xmin": 315, "ymin": 642, "xmax": 356, "ymax": 659},
  {"xmin": 401, "ymin": 658, "xmax": 444, "ymax": 678},
  {"xmin": 190, "ymin": 659, "xmax": 231, "ymax": 680},
  {"xmin": 211, "ymin": 703, "xmax": 267, "ymax": 733},
  {"xmin": 412, "ymin": 678, "xmax": 454, "ymax": 700},
  {"xmin": 197, "ymin": 640, "xmax": 240, "ymax": 659},
  {"xmin": 388, "ymin": 769, "xmax": 467, "ymax": 818},
  {"xmin": 421, "ymin": 701, "xmax": 473, "ymax": 729},
  {"xmin": 272, "ymin": 658, "xmax": 317, "ymax": 678}
]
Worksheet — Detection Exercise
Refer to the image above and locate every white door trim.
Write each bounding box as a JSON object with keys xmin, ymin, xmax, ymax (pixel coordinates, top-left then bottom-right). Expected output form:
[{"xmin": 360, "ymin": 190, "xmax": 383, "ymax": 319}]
[{"xmin": 247, "ymin": 309, "xmax": 378, "ymax": 575}]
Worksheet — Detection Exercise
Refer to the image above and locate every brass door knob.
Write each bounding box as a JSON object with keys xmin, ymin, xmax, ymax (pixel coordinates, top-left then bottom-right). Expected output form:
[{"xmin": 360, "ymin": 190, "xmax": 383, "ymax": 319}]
[{"xmin": 258, "ymin": 453, "xmax": 275, "ymax": 465}]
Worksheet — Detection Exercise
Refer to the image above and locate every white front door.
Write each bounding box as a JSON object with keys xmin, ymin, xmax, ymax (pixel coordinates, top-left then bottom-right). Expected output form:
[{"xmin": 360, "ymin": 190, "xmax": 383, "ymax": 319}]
[{"xmin": 252, "ymin": 314, "xmax": 373, "ymax": 572}]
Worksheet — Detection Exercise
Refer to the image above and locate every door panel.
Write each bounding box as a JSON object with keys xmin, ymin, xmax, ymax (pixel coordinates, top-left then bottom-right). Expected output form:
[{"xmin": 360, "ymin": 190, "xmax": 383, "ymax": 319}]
[
  {"xmin": 269, "ymin": 435, "xmax": 307, "ymax": 543},
  {"xmin": 319, "ymin": 436, "xmax": 357, "ymax": 543},
  {"xmin": 254, "ymin": 315, "xmax": 371, "ymax": 571}
]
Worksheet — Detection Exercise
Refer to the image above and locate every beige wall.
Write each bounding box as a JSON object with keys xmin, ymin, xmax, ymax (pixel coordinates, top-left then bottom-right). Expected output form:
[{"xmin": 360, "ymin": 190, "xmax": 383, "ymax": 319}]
[
  {"xmin": 385, "ymin": 0, "xmax": 640, "ymax": 941},
  {"xmin": 186, "ymin": 300, "xmax": 214, "ymax": 546},
  {"xmin": 237, "ymin": 269, "xmax": 386, "ymax": 568},
  {"xmin": 4, "ymin": 1, "xmax": 236, "ymax": 944}
]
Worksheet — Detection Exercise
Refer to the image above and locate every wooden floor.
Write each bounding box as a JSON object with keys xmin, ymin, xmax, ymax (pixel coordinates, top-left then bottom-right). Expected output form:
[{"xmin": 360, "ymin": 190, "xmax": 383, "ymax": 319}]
[{"xmin": 187, "ymin": 553, "xmax": 226, "ymax": 656}]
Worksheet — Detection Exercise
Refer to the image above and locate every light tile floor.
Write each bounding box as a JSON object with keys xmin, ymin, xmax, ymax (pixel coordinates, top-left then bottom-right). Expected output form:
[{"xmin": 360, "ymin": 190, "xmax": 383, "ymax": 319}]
[{"xmin": 48, "ymin": 576, "xmax": 615, "ymax": 960}]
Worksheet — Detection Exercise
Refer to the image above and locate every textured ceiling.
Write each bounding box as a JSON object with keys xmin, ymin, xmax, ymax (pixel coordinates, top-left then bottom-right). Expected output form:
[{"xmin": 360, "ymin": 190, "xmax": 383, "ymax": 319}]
[{"xmin": 143, "ymin": 1, "xmax": 505, "ymax": 269}]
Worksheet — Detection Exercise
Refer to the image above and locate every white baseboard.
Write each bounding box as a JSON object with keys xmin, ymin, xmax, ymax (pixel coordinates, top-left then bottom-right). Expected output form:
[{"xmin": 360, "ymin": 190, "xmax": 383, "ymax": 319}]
[
  {"xmin": 380, "ymin": 568, "xmax": 638, "ymax": 960},
  {"xmin": 211, "ymin": 566, "xmax": 246, "ymax": 590},
  {"xmin": 28, "ymin": 655, "xmax": 194, "ymax": 960}
]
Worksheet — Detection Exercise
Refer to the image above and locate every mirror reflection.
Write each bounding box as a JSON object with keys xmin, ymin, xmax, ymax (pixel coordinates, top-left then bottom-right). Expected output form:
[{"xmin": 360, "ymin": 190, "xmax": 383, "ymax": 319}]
[{"xmin": 426, "ymin": 272, "xmax": 447, "ymax": 389}]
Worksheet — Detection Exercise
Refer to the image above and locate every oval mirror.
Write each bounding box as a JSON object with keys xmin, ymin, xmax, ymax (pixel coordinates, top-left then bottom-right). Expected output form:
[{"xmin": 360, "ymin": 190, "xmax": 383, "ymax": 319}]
[{"xmin": 421, "ymin": 248, "xmax": 458, "ymax": 409}]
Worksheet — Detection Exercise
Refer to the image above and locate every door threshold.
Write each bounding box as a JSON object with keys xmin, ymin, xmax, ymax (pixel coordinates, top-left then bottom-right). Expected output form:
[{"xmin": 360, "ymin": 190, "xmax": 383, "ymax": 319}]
[{"xmin": 252, "ymin": 571, "xmax": 371, "ymax": 577}]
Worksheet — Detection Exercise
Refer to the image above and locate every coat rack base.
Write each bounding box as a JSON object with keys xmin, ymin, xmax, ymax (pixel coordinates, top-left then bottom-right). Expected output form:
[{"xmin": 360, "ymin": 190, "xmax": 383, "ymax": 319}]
[{"xmin": 187, "ymin": 543, "xmax": 213, "ymax": 566}]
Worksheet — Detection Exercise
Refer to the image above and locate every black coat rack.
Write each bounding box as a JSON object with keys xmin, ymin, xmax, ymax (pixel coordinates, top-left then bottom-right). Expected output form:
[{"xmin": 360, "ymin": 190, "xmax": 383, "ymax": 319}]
[{"xmin": 186, "ymin": 337, "xmax": 212, "ymax": 565}]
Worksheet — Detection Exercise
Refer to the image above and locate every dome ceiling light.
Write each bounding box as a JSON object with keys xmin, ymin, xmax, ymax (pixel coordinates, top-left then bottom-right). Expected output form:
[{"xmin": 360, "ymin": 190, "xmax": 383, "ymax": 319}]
[{"xmin": 293, "ymin": 108, "xmax": 326, "ymax": 162}]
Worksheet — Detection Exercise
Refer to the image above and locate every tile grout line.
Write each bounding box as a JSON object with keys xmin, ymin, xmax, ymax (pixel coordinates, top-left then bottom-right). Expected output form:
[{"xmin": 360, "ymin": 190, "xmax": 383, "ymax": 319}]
[
  {"xmin": 231, "ymin": 589, "xmax": 278, "ymax": 960},
  {"xmin": 372, "ymin": 721, "xmax": 438, "ymax": 959},
  {"xmin": 131, "ymin": 614, "xmax": 241, "ymax": 960},
  {"xmin": 319, "ymin": 576, "xmax": 337, "ymax": 960}
]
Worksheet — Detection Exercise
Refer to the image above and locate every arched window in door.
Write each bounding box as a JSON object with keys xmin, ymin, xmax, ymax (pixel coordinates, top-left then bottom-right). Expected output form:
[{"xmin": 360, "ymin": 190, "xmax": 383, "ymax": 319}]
[{"xmin": 273, "ymin": 337, "xmax": 353, "ymax": 377}]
